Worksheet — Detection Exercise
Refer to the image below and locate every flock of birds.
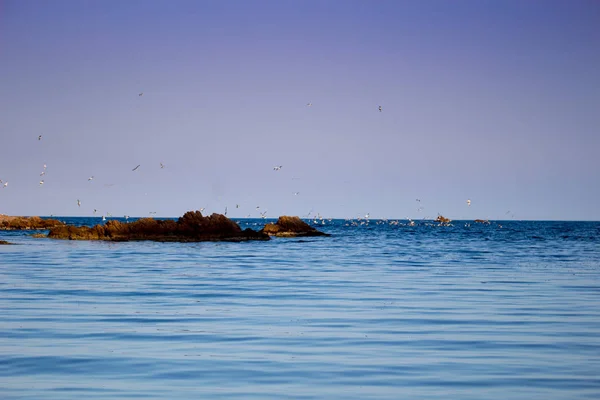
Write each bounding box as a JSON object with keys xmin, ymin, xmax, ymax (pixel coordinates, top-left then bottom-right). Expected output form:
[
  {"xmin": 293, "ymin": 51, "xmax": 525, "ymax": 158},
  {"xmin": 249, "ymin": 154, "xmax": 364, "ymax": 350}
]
[{"xmin": 0, "ymin": 94, "xmax": 506, "ymax": 223}]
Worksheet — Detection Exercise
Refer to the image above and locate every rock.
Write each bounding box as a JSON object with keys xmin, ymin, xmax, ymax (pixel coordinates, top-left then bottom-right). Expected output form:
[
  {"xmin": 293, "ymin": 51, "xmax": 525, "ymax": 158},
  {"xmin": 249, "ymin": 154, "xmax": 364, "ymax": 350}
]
[
  {"xmin": 261, "ymin": 216, "xmax": 330, "ymax": 237},
  {"xmin": 474, "ymin": 219, "xmax": 490, "ymax": 224},
  {"xmin": 0, "ymin": 240, "xmax": 13, "ymax": 245},
  {"xmin": 47, "ymin": 211, "xmax": 269, "ymax": 242},
  {"xmin": 435, "ymin": 215, "xmax": 452, "ymax": 225},
  {"xmin": 0, "ymin": 214, "xmax": 65, "ymax": 230}
]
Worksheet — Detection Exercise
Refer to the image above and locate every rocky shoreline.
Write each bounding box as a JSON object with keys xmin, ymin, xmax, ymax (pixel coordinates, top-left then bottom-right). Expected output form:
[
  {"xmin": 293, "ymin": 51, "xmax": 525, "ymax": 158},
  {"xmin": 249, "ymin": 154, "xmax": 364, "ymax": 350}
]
[
  {"xmin": 15, "ymin": 211, "xmax": 327, "ymax": 243},
  {"xmin": 0, "ymin": 214, "xmax": 65, "ymax": 230}
]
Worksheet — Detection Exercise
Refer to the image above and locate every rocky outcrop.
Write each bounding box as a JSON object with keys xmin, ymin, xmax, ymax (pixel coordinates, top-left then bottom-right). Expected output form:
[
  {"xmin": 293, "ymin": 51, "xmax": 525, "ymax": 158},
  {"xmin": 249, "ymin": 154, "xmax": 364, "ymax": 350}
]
[
  {"xmin": 261, "ymin": 216, "xmax": 329, "ymax": 237},
  {"xmin": 47, "ymin": 211, "xmax": 269, "ymax": 242},
  {"xmin": 0, "ymin": 215, "xmax": 65, "ymax": 230},
  {"xmin": 474, "ymin": 219, "xmax": 490, "ymax": 224},
  {"xmin": 0, "ymin": 240, "xmax": 13, "ymax": 245},
  {"xmin": 435, "ymin": 215, "xmax": 452, "ymax": 225}
]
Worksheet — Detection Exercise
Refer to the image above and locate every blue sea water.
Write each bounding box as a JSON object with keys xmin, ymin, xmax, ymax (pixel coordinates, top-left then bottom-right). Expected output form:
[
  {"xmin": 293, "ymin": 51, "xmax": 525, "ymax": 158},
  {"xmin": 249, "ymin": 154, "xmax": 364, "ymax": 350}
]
[{"xmin": 1, "ymin": 218, "xmax": 599, "ymax": 399}]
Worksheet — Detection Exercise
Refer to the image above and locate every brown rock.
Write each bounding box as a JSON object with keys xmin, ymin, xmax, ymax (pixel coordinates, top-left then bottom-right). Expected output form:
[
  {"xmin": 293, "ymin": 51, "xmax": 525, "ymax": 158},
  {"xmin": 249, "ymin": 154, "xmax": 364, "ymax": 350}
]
[
  {"xmin": 261, "ymin": 216, "xmax": 330, "ymax": 237},
  {"xmin": 47, "ymin": 211, "xmax": 269, "ymax": 242},
  {"xmin": 435, "ymin": 215, "xmax": 452, "ymax": 225},
  {"xmin": 0, "ymin": 240, "xmax": 13, "ymax": 245},
  {"xmin": 0, "ymin": 214, "xmax": 65, "ymax": 230},
  {"xmin": 474, "ymin": 219, "xmax": 491, "ymax": 224}
]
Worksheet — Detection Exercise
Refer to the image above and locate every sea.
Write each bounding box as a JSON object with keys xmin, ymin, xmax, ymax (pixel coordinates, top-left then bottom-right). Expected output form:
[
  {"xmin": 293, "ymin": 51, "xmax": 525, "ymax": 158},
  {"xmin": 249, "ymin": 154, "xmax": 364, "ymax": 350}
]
[{"xmin": 1, "ymin": 217, "xmax": 599, "ymax": 399}]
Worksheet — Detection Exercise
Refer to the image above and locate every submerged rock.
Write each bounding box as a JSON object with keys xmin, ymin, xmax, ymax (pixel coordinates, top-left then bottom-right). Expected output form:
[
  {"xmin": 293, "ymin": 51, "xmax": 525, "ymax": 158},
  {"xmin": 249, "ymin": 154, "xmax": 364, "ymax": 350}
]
[
  {"xmin": 0, "ymin": 240, "xmax": 14, "ymax": 245},
  {"xmin": 0, "ymin": 215, "xmax": 65, "ymax": 230},
  {"xmin": 261, "ymin": 216, "xmax": 329, "ymax": 237},
  {"xmin": 47, "ymin": 211, "xmax": 269, "ymax": 242}
]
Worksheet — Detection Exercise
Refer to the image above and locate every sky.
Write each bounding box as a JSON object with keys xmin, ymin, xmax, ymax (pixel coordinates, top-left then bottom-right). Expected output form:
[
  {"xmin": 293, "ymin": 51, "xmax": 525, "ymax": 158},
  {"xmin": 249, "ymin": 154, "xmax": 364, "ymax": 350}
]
[{"xmin": 0, "ymin": 0, "xmax": 599, "ymax": 220}]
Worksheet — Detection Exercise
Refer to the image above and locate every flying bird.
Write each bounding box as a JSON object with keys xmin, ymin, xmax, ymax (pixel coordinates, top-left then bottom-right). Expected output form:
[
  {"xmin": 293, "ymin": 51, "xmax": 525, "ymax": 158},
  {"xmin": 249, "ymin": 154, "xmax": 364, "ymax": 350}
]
[
  {"xmin": 3, "ymin": 182, "xmax": 7, "ymax": 188},
  {"xmin": 224, "ymin": 206, "xmax": 228, "ymax": 216},
  {"xmin": 132, "ymin": 165, "xmax": 140, "ymax": 171},
  {"xmin": 306, "ymin": 102, "xmax": 312, "ymax": 107},
  {"xmin": 138, "ymin": 92, "xmax": 143, "ymax": 97},
  {"xmin": 160, "ymin": 162, "xmax": 165, "ymax": 169},
  {"xmin": 293, "ymin": 192, "xmax": 299, "ymax": 195},
  {"xmin": 378, "ymin": 105, "xmax": 382, "ymax": 112},
  {"xmin": 40, "ymin": 171, "xmax": 45, "ymax": 176},
  {"xmin": 467, "ymin": 199, "xmax": 471, "ymax": 206},
  {"xmin": 77, "ymin": 199, "xmax": 81, "ymax": 207},
  {"xmin": 38, "ymin": 135, "xmax": 42, "ymax": 140},
  {"xmin": 39, "ymin": 180, "xmax": 44, "ymax": 186},
  {"xmin": 94, "ymin": 209, "xmax": 97, "ymax": 214},
  {"xmin": 236, "ymin": 204, "xmax": 239, "ymax": 208},
  {"xmin": 273, "ymin": 165, "xmax": 282, "ymax": 171},
  {"xmin": 88, "ymin": 176, "xmax": 94, "ymax": 181}
]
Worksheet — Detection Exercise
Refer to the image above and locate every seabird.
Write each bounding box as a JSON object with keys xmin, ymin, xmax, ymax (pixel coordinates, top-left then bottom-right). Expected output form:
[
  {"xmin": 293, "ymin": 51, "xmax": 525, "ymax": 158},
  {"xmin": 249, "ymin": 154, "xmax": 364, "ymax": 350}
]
[
  {"xmin": 293, "ymin": 192, "xmax": 299, "ymax": 195},
  {"xmin": 94, "ymin": 209, "xmax": 97, "ymax": 214},
  {"xmin": 77, "ymin": 199, "xmax": 81, "ymax": 207},
  {"xmin": 39, "ymin": 180, "xmax": 44, "ymax": 186},
  {"xmin": 88, "ymin": 176, "xmax": 94, "ymax": 181},
  {"xmin": 467, "ymin": 199, "xmax": 471, "ymax": 206},
  {"xmin": 306, "ymin": 102, "xmax": 312, "ymax": 107},
  {"xmin": 38, "ymin": 135, "xmax": 42, "ymax": 140},
  {"xmin": 378, "ymin": 105, "xmax": 382, "ymax": 112},
  {"xmin": 138, "ymin": 92, "xmax": 143, "ymax": 97},
  {"xmin": 224, "ymin": 206, "xmax": 228, "ymax": 216},
  {"xmin": 40, "ymin": 171, "xmax": 45, "ymax": 176},
  {"xmin": 3, "ymin": 182, "xmax": 7, "ymax": 188},
  {"xmin": 236, "ymin": 204, "xmax": 239, "ymax": 208},
  {"xmin": 160, "ymin": 162, "xmax": 165, "ymax": 169},
  {"xmin": 132, "ymin": 165, "xmax": 140, "ymax": 171},
  {"xmin": 273, "ymin": 165, "xmax": 282, "ymax": 171}
]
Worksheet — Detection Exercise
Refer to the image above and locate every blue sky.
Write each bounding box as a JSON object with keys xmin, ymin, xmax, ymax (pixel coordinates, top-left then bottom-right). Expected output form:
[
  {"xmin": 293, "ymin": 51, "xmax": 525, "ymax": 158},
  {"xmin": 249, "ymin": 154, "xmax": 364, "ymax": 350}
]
[{"xmin": 1, "ymin": 0, "xmax": 599, "ymax": 220}]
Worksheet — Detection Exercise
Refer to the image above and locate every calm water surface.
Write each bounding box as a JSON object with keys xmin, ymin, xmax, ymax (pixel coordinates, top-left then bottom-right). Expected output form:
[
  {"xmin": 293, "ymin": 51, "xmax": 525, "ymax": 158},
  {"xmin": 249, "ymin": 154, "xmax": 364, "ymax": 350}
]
[{"xmin": 1, "ymin": 218, "xmax": 599, "ymax": 399}]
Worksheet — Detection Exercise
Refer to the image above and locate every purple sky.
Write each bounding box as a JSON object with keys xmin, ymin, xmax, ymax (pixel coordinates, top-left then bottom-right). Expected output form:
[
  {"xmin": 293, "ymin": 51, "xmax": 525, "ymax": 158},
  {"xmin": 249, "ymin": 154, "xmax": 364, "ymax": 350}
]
[{"xmin": 1, "ymin": 0, "xmax": 599, "ymax": 220}]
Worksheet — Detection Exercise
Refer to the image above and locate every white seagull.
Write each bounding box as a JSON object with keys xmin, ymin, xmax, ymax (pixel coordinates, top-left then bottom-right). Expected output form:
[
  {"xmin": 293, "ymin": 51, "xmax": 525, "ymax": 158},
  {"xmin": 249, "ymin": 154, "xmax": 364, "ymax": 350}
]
[
  {"xmin": 77, "ymin": 199, "xmax": 81, "ymax": 207},
  {"xmin": 3, "ymin": 182, "xmax": 7, "ymax": 188},
  {"xmin": 467, "ymin": 199, "xmax": 471, "ymax": 206},
  {"xmin": 88, "ymin": 176, "xmax": 94, "ymax": 181},
  {"xmin": 39, "ymin": 180, "xmax": 44, "ymax": 186}
]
